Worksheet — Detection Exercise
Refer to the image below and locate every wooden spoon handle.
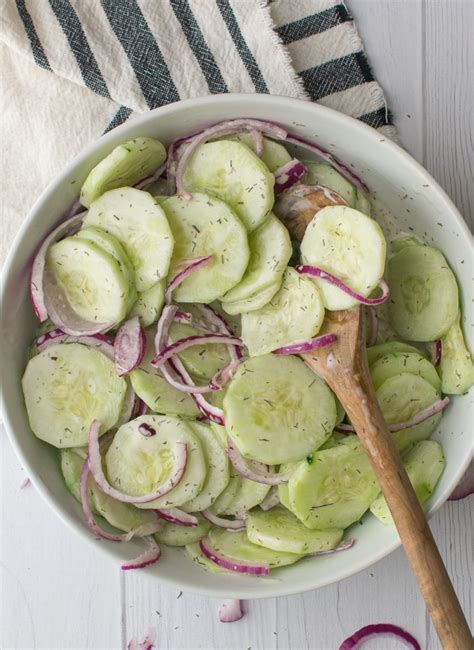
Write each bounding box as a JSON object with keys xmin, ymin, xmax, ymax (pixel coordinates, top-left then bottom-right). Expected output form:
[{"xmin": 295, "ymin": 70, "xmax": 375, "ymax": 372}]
[{"xmin": 336, "ymin": 372, "xmax": 472, "ymax": 649}]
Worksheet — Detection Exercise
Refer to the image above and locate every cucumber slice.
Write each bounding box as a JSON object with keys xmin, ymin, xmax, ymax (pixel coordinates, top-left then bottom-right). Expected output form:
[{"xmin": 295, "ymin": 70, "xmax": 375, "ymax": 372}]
[
  {"xmin": 370, "ymin": 352, "xmax": 441, "ymax": 391},
  {"xmin": 228, "ymin": 134, "xmax": 292, "ymax": 172},
  {"xmin": 208, "ymin": 528, "xmax": 302, "ymax": 568},
  {"xmin": 241, "ymin": 267, "xmax": 325, "ymax": 356},
  {"xmin": 181, "ymin": 422, "xmax": 230, "ymax": 513},
  {"xmin": 300, "ymin": 206, "xmax": 387, "ymax": 310},
  {"xmin": 370, "ymin": 440, "xmax": 445, "ymax": 524},
  {"xmin": 105, "ymin": 415, "xmax": 206, "ymax": 509},
  {"xmin": 223, "ymin": 355, "xmax": 336, "ymax": 464},
  {"xmin": 84, "ymin": 187, "xmax": 174, "ymax": 291},
  {"xmin": 209, "ymin": 420, "xmax": 227, "ymax": 448},
  {"xmin": 221, "ymin": 478, "xmax": 270, "ymax": 517},
  {"xmin": 162, "ymin": 192, "xmax": 249, "ymax": 302},
  {"xmin": 186, "ymin": 542, "xmax": 224, "ymax": 574},
  {"xmin": 375, "ymin": 373, "xmax": 442, "ymax": 452},
  {"xmin": 247, "ymin": 506, "xmax": 343, "ymax": 554},
  {"xmin": 209, "ymin": 472, "xmax": 242, "ymax": 515},
  {"xmin": 278, "ymin": 484, "xmax": 290, "ymax": 509},
  {"xmin": 288, "ymin": 438, "xmax": 380, "ymax": 529},
  {"xmin": 387, "ymin": 245, "xmax": 459, "ymax": 341},
  {"xmin": 222, "ymin": 215, "xmax": 291, "ymax": 304},
  {"xmin": 355, "ymin": 189, "xmax": 371, "ymax": 216},
  {"xmin": 80, "ymin": 137, "xmax": 166, "ymax": 207},
  {"xmin": 438, "ymin": 315, "xmax": 474, "ymax": 394},
  {"xmin": 92, "ymin": 485, "xmax": 159, "ymax": 533},
  {"xmin": 130, "ymin": 329, "xmax": 200, "ymax": 418},
  {"xmin": 60, "ymin": 448, "xmax": 90, "ymax": 503},
  {"xmin": 391, "ymin": 235, "xmax": 424, "ymax": 253},
  {"xmin": 76, "ymin": 227, "xmax": 136, "ymax": 291},
  {"xmin": 155, "ymin": 514, "xmax": 211, "ymax": 546},
  {"xmin": 22, "ymin": 343, "xmax": 127, "ymax": 447},
  {"xmin": 221, "ymin": 280, "xmax": 281, "ymax": 316},
  {"xmin": 303, "ymin": 163, "xmax": 356, "ymax": 206},
  {"xmin": 367, "ymin": 341, "xmax": 422, "ymax": 367},
  {"xmin": 183, "ymin": 140, "xmax": 275, "ymax": 232},
  {"xmin": 128, "ymin": 281, "xmax": 165, "ymax": 327},
  {"xmin": 47, "ymin": 235, "xmax": 131, "ymax": 324}
]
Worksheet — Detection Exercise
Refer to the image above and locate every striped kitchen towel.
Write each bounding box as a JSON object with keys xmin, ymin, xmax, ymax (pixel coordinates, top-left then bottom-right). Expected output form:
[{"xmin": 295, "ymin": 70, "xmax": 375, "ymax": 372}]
[{"xmin": 0, "ymin": 0, "xmax": 396, "ymax": 137}]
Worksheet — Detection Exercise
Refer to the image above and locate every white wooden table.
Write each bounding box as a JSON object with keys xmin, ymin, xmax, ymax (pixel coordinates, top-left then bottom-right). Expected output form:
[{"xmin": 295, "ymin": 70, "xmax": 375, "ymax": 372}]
[{"xmin": 1, "ymin": 1, "xmax": 472, "ymax": 648}]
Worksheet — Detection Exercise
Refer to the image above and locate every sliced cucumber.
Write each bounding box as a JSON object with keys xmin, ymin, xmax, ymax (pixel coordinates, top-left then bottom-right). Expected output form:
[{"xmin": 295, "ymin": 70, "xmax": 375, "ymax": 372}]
[
  {"xmin": 438, "ymin": 315, "xmax": 474, "ymax": 394},
  {"xmin": 105, "ymin": 415, "xmax": 206, "ymax": 509},
  {"xmin": 221, "ymin": 280, "xmax": 281, "ymax": 316},
  {"xmin": 367, "ymin": 341, "xmax": 422, "ymax": 367},
  {"xmin": 161, "ymin": 192, "xmax": 249, "ymax": 302},
  {"xmin": 129, "ymin": 329, "xmax": 200, "ymax": 418},
  {"xmin": 228, "ymin": 134, "xmax": 292, "ymax": 172},
  {"xmin": 209, "ymin": 420, "xmax": 228, "ymax": 448},
  {"xmin": 80, "ymin": 137, "xmax": 167, "ymax": 207},
  {"xmin": 22, "ymin": 343, "xmax": 126, "ymax": 447},
  {"xmin": 223, "ymin": 355, "xmax": 336, "ymax": 464},
  {"xmin": 278, "ymin": 484, "xmax": 290, "ymax": 509},
  {"xmin": 183, "ymin": 140, "xmax": 275, "ymax": 232},
  {"xmin": 288, "ymin": 437, "xmax": 380, "ymax": 529},
  {"xmin": 181, "ymin": 422, "xmax": 230, "ymax": 513},
  {"xmin": 155, "ymin": 515, "xmax": 211, "ymax": 546},
  {"xmin": 303, "ymin": 162, "xmax": 356, "ymax": 206},
  {"xmin": 222, "ymin": 215, "xmax": 291, "ymax": 304},
  {"xmin": 60, "ymin": 448, "xmax": 89, "ymax": 503},
  {"xmin": 83, "ymin": 187, "xmax": 174, "ymax": 291},
  {"xmin": 241, "ymin": 267, "xmax": 325, "ymax": 356},
  {"xmin": 208, "ymin": 528, "xmax": 302, "ymax": 568},
  {"xmin": 370, "ymin": 352, "xmax": 441, "ymax": 391},
  {"xmin": 47, "ymin": 235, "xmax": 131, "ymax": 324},
  {"xmin": 221, "ymin": 478, "xmax": 271, "ymax": 517},
  {"xmin": 247, "ymin": 506, "xmax": 343, "ymax": 554},
  {"xmin": 387, "ymin": 245, "xmax": 459, "ymax": 341},
  {"xmin": 370, "ymin": 440, "xmax": 445, "ymax": 524},
  {"xmin": 300, "ymin": 206, "xmax": 387, "ymax": 310},
  {"xmin": 128, "ymin": 281, "xmax": 165, "ymax": 327},
  {"xmin": 375, "ymin": 373, "xmax": 442, "ymax": 452},
  {"xmin": 92, "ymin": 485, "xmax": 159, "ymax": 533},
  {"xmin": 355, "ymin": 189, "xmax": 371, "ymax": 216},
  {"xmin": 185, "ymin": 542, "xmax": 225, "ymax": 574},
  {"xmin": 209, "ymin": 472, "xmax": 242, "ymax": 515},
  {"xmin": 391, "ymin": 235, "xmax": 424, "ymax": 253}
]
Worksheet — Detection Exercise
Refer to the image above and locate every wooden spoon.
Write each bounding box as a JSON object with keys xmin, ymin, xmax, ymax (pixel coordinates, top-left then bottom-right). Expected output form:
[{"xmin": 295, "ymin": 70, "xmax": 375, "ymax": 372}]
[{"xmin": 286, "ymin": 192, "xmax": 472, "ymax": 649}]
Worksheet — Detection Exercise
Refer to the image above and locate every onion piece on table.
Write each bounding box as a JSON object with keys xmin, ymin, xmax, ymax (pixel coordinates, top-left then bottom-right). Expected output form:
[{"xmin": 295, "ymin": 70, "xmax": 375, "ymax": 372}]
[
  {"xmin": 199, "ymin": 538, "xmax": 269, "ymax": 576},
  {"xmin": 114, "ymin": 316, "xmax": 146, "ymax": 376},
  {"xmin": 219, "ymin": 599, "xmax": 244, "ymax": 623},
  {"xmin": 339, "ymin": 623, "xmax": 420, "ymax": 650},
  {"xmin": 296, "ymin": 265, "xmax": 389, "ymax": 306}
]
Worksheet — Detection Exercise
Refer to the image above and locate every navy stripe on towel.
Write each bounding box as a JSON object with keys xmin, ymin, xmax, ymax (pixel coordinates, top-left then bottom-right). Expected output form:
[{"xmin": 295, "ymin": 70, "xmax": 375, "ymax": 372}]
[
  {"xmin": 358, "ymin": 106, "xmax": 393, "ymax": 129},
  {"xmin": 104, "ymin": 105, "xmax": 133, "ymax": 133},
  {"xmin": 276, "ymin": 4, "xmax": 351, "ymax": 44},
  {"xmin": 300, "ymin": 51, "xmax": 374, "ymax": 101},
  {"xmin": 15, "ymin": 0, "xmax": 51, "ymax": 70}
]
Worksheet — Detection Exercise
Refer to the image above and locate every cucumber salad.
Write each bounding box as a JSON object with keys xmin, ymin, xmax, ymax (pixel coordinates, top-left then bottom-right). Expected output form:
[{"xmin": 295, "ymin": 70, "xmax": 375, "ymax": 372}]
[{"xmin": 22, "ymin": 119, "xmax": 473, "ymax": 575}]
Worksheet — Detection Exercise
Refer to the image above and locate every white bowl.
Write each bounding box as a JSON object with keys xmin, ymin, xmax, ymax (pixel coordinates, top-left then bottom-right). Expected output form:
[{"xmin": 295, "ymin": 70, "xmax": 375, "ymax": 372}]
[{"xmin": 1, "ymin": 94, "xmax": 472, "ymax": 599}]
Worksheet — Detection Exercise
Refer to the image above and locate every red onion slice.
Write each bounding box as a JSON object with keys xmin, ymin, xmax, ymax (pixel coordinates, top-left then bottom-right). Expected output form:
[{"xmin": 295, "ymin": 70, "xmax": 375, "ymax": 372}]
[
  {"xmin": 138, "ymin": 423, "xmax": 156, "ymax": 437},
  {"xmin": 121, "ymin": 536, "xmax": 162, "ymax": 571},
  {"xmin": 428, "ymin": 340, "xmax": 442, "ymax": 367},
  {"xmin": 336, "ymin": 397, "xmax": 450, "ymax": 434},
  {"xmin": 165, "ymin": 256, "xmax": 213, "ymax": 303},
  {"xmin": 219, "ymin": 599, "xmax": 244, "ymax": 623},
  {"xmin": 36, "ymin": 328, "xmax": 115, "ymax": 360},
  {"xmin": 128, "ymin": 628, "xmax": 157, "ymax": 650},
  {"xmin": 274, "ymin": 159, "xmax": 307, "ymax": 194},
  {"xmin": 88, "ymin": 420, "xmax": 188, "ymax": 504},
  {"xmin": 154, "ymin": 508, "xmax": 199, "ymax": 527},
  {"xmin": 448, "ymin": 461, "xmax": 474, "ymax": 501},
  {"xmin": 249, "ymin": 128, "xmax": 264, "ymax": 156},
  {"xmin": 308, "ymin": 538, "xmax": 355, "ymax": 556},
  {"xmin": 19, "ymin": 476, "xmax": 31, "ymax": 489},
  {"xmin": 259, "ymin": 486, "xmax": 280, "ymax": 511},
  {"xmin": 199, "ymin": 538, "xmax": 269, "ymax": 576},
  {"xmin": 134, "ymin": 162, "xmax": 166, "ymax": 190},
  {"xmin": 114, "ymin": 316, "xmax": 146, "ymax": 376},
  {"xmin": 30, "ymin": 213, "xmax": 84, "ymax": 322},
  {"xmin": 339, "ymin": 623, "xmax": 421, "ymax": 650},
  {"xmin": 201, "ymin": 510, "xmax": 247, "ymax": 530},
  {"xmin": 296, "ymin": 265, "xmax": 390, "ymax": 306},
  {"xmin": 227, "ymin": 438, "xmax": 293, "ymax": 485},
  {"xmin": 169, "ymin": 357, "xmax": 226, "ymax": 424},
  {"xmin": 210, "ymin": 358, "xmax": 243, "ymax": 390},
  {"xmin": 273, "ymin": 333, "xmax": 337, "ymax": 355},
  {"xmin": 151, "ymin": 333, "xmax": 242, "ymax": 369}
]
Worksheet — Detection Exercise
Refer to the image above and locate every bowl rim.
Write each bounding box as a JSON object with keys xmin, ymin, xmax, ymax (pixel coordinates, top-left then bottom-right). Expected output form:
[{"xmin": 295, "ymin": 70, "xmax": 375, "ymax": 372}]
[{"xmin": 1, "ymin": 92, "xmax": 472, "ymax": 599}]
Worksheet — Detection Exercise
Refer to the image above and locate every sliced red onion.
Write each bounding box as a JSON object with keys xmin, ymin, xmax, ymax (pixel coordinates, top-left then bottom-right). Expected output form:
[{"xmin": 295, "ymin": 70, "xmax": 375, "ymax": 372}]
[
  {"xmin": 165, "ymin": 256, "xmax": 213, "ymax": 303},
  {"xmin": 219, "ymin": 599, "xmax": 244, "ymax": 623},
  {"xmin": 169, "ymin": 357, "xmax": 226, "ymax": 424},
  {"xmin": 201, "ymin": 510, "xmax": 247, "ymax": 530},
  {"xmin": 88, "ymin": 420, "xmax": 188, "ymax": 504},
  {"xmin": 274, "ymin": 159, "xmax": 307, "ymax": 194},
  {"xmin": 138, "ymin": 423, "xmax": 156, "ymax": 437},
  {"xmin": 121, "ymin": 536, "xmax": 161, "ymax": 571},
  {"xmin": 339, "ymin": 623, "xmax": 420, "ymax": 650},
  {"xmin": 448, "ymin": 461, "xmax": 474, "ymax": 501},
  {"xmin": 210, "ymin": 358, "xmax": 243, "ymax": 390},
  {"xmin": 128, "ymin": 628, "xmax": 157, "ymax": 650},
  {"xmin": 273, "ymin": 333, "xmax": 337, "ymax": 355},
  {"xmin": 174, "ymin": 309, "xmax": 193, "ymax": 325},
  {"xmin": 365, "ymin": 307, "xmax": 379, "ymax": 347},
  {"xmin": 174, "ymin": 309, "xmax": 220, "ymax": 333},
  {"xmin": 36, "ymin": 328, "xmax": 115, "ymax": 360},
  {"xmin": 137, "ymin": 399, "xmax": 148, "ymax": 416},
  {"xmin": 227, "ymin": 438, "xmax": 293, "ymax": 485},
  {"xmin": 195, "ymin": 304, "xmax": 242, "ymax": 359},
  {"xmin": 134, "ymin": 162, "xmax": 166, "ymax": 190},
  {"xmin": 151, "ymin": 334, "xmax": 242, "ymax": 369},
  {"xmin": 30, "ymin": 213, "xmax": 84, "ymax": 322},
  {"xmin": 19, "ymin": 476, "xmax": 31, "ymax": 489},
  {"xmin": 250, "ymin": 129, "xmax": 264, "ymax": 156},
  {"xmin": 114, "ymin": 316, "xmax": 146, "ymax": 376},
  {"xmin": 199, "ymin": 538, "xmax": 269, "ymax": 576},
  {"xmin": 154, "ymin": 508, "xmax": 199, "ymax": 527},
  {"xmin": 296, "ymin": 265, "xmax": 390, "ymax": 306},
  {"xmin": 259, "ymin": 486, "xmax": 280, "ymax": 511},
  {"xmin": 336, "ymin": 397, "xmax": 450, "ymax": 434},
  {"xmin": 285, "ymin": 134, "xmax": 369, "ymax": 193},
  {"xmin": 308, "ymin": 538, "xmax": 355, "ymax": 556},
  {"xmin": 428, "ymin": 340, "xmax": 442, "ymax": 367},
  {"xmin": 63, "ymin": 196, "xmax": 83, "ymax": 219}
]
